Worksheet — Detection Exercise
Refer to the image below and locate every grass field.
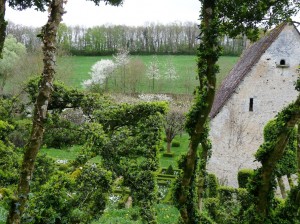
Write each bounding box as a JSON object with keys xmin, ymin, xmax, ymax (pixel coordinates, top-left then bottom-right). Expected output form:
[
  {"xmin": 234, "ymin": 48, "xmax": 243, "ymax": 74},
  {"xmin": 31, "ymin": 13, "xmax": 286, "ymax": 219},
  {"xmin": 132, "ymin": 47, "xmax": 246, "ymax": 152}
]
[{"xmin": 57, "ymin": 55, "xmax": 238, "ymax": 94}]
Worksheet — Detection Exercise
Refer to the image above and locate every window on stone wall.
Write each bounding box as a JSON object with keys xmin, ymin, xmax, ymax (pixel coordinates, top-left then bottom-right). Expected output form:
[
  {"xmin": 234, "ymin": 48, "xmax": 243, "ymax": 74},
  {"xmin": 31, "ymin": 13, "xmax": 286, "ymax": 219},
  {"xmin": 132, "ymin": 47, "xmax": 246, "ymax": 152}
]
[
  {"xmin": 249, "ymin": 98, "xmax": 253, "ymax": 111},
  {"xmin": 280, "ymin": 59, "xmax": 286, "ymax": 65},
  {"xmin": 276, "ymin": 59, "xmax": 289, "ymax": 68}
]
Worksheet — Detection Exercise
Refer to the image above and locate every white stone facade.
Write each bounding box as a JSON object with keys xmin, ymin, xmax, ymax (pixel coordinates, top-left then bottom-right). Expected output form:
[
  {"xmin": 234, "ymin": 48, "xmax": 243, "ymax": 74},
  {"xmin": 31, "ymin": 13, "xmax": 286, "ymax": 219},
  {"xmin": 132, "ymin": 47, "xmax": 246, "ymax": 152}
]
[{"xmin": 207, "ymin": 24, "xmax": 300, "ymax": 187}]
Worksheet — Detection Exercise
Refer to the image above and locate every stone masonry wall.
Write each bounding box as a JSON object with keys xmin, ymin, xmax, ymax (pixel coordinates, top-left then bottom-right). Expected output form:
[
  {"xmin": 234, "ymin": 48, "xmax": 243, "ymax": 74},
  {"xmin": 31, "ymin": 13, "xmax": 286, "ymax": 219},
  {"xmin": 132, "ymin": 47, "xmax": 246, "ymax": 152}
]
[{"xmin": 207, "ymin": 25, "xmax": 300, "ymax": 187}]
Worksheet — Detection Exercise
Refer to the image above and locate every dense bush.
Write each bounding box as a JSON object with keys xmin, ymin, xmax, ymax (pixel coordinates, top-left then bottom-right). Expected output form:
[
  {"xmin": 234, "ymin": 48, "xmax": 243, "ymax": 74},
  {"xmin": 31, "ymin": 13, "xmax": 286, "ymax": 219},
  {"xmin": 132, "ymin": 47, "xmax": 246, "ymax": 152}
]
[
  {"xmin": 43, "ymin": 114, "xmax": 85, "ymax": 148},
  {"xmin": 23, "ymin": 164, "xmax": 112, "ymax": 224},
  {"xmin": 8, "ymin": 119, "xmax": 31, "ymax": 148},
  {"xmin": 0, "ymin": 141, "xmax": 21, "ymax": 187}
]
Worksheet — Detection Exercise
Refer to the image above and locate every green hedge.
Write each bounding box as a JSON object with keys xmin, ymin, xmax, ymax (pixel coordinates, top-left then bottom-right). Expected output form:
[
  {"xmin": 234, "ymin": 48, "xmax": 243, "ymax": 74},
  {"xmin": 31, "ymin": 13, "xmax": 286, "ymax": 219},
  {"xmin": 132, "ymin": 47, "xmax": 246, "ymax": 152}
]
[
  {"xmin": 163, "ymin": 152, "xmax": 175, "ymax": 157},
  {"xmin": 171, "ymin": 141, "xmax": 180, "ymax": 147},
  {"xmin": 238, "ymin": 169, "xmax": 254, "ymax": 188}
]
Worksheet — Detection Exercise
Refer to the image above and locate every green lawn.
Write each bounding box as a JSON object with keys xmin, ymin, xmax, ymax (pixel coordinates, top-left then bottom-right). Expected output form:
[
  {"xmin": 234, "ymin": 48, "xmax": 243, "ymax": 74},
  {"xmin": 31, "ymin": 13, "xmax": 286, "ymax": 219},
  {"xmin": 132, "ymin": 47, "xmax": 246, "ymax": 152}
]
[
  {"xmin": 159, "ymin": 133, "xmax": 190, "ymax": 169},
  {"xmin": 93, "ymin": 203, "xmax": 179, "ymax": 224},
  {"xmin": 57, "ymin": 55, "xmax": 238, "ymax": 94},
  {"xmin": 40, "ymin": 145, "xmax": 102, "ymax": 164},
  {"xmin": 40, "ymin": 132, "xmax": 189, "ymax": 170}
]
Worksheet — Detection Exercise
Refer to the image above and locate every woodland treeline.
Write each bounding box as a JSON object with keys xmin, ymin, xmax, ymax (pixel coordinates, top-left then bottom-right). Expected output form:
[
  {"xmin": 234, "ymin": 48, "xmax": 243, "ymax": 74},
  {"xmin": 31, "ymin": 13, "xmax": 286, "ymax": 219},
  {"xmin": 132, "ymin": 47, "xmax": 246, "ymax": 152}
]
[{"xmin": 6, "ymin": 21, "xmax": 246, "ymax": 56}]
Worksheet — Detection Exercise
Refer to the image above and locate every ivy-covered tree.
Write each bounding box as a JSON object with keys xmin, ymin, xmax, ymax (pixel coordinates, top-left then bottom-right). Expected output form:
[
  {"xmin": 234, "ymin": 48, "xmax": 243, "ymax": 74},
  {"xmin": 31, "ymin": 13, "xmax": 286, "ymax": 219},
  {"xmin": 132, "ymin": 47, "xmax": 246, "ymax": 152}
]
[
  {"xmin": 248, "ymin": 83, "xmax": 300, "ymax": 223},
  {"xmin": 6, "ymin": 1, "xmax": 65, "ymax": 223},
  {"xmin": 174, "ymin": 0, "xmax": 300, "ymax": 223}
]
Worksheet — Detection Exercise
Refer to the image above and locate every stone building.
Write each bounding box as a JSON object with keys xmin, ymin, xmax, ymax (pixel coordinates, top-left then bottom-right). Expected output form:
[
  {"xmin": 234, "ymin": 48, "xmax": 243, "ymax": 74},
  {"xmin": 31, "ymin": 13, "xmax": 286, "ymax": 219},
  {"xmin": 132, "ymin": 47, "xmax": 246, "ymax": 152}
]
[{"xmin": 207, "ymin": 23, "xmax": 300, "ymax": 187}]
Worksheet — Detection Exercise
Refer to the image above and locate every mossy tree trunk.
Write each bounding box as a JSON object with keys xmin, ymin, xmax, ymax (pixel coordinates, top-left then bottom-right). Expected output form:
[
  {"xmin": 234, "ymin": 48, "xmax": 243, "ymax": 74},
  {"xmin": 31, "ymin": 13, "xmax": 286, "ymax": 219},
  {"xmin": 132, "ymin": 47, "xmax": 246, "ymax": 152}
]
[
  {"xmin": 197, "ymin": 139, "xmax": 211, "ymax": 211},
  {"xmin": 0, "ymin": 0, "xmax": 7, "ymax": 58},
  {"xmin": 167, "ymin": 141, "xmax": 171, "ymax": 153},
  {"xmin": 6, "ymin": 1, "xmax": 64, "ymax": 223},
  {"xmin": 0, "ymin": 0, "xmax": 6, "ymax": 58},
  {"xmin": 297, "ymin": 122, "xmax": 300, "ymax": 186},
  {"xmin": 256, "ymin": 97, "xmax": 300, "ymax": 221},
  {"xmin": 174, "ymin": 0, "xmax": 220, "ymax": 223}
]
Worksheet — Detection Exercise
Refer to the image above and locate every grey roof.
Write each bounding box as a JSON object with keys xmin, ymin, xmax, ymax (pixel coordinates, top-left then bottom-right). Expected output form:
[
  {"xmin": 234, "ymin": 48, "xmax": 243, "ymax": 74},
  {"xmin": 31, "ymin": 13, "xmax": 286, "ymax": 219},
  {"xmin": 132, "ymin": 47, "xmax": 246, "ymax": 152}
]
[{"xmin": 210, "ymin": 23, "xmax": 287, "ymax": 118}]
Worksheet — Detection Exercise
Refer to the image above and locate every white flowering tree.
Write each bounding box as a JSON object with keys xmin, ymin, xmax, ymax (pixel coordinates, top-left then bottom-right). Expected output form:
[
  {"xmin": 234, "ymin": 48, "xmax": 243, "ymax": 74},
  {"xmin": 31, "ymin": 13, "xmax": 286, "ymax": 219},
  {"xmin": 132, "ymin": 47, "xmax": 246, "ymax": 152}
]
[
  {"xmin": 164, "ymin": 56, "xmax": 178, "ymax": 81},
  {"xmin": 113, "ymin": 48, "xmax": 130, "ymax": 92},
  {"xmin": 82, "ymin": 59, "xmax": 115, "ymax": 91},
  {"xmin": 146, "ymin": 55, "xmax": 161, "ymax": 92}
]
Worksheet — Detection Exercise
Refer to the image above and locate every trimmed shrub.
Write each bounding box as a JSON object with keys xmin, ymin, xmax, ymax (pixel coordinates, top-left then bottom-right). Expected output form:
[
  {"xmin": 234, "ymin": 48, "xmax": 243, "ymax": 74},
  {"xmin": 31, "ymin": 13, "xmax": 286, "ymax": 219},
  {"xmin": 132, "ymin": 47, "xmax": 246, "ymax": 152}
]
[
  {"xmin": 238, "ymin": 169, "xmax": 254, "ymax": 188},
  {"xmin": 165, "ymin": 165, "xmax": 174, "ymax": 175},
  {"xmin": 206, "ymin": 173, "xmax": 218, "ymax": 198},
  {"xmin": 163, "ymin": 152, "xmax": 174, "ymax": 157},
  {"xmin": 171, "ymin": 141, "xmax": 180, "ymax": 147}
]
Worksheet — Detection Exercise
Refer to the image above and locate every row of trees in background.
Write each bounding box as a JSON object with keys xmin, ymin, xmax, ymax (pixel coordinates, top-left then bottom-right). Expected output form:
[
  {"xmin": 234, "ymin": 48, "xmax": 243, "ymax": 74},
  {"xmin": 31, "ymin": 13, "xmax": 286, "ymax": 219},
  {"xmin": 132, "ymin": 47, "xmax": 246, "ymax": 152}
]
[{"xmin": 6, "ymin": 21, "xmax": 247, "ymax": 56}]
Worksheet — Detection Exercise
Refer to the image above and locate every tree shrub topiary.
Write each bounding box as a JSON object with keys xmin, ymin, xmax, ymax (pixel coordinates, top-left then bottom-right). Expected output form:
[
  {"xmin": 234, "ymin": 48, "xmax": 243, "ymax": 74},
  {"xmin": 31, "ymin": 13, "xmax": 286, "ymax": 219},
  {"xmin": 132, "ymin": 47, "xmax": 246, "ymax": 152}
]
[
  {"xmin": 206, "ymin": 173, "xmax": 219, "ymax": 198},
  {"xmin": 238, "ymin": 169, "xmax": 254, "ymax": 189},
  {"xmin": 165, "ymin": 165, "xmax": 174, "ymax": 175}
]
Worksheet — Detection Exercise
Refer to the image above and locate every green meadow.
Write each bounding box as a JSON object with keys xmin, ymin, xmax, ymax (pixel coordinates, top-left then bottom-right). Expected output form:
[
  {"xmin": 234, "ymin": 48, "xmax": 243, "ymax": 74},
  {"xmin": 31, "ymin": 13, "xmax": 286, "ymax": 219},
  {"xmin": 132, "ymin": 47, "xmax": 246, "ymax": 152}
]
[{"xmin": 57, "ymin": 55, "xmax": 238, "ymax": 94}]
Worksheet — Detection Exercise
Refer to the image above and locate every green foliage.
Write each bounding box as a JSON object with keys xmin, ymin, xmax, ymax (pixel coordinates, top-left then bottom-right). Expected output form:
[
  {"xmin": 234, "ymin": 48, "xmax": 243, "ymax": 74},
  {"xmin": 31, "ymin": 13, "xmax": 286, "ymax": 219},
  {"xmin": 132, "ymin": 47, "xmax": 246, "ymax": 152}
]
[
  {"xmin": 0, "ymin": 140, "xmax": 21, "ymax": 187},
  {"xmin": 171, "ymin": 141, "xmax": 180, "ymax": 147},
  {"xmin": 205, "ymin": 173, "xmax": 218, "ymax": 198},
  {"xmin": 238, "ymin": 169, "xmax": 254, "ymax": 189},
  {"xmin": 218, "ymin": 186, "xmax": 236, "ymax": 203},
  {"xmin": 74, "ymin": 164, "xmax": 112, "ymax": 222},
  {"xmin": 91, "ymin": 101, "xmax": 166, "ymax": 223},
  {"xmin": 43, "ymin": 113, "xmax": 85, "ymax": 148},
  {"xmin": 204, "ymin": 198, "xmax": 220, "ymax": 220},
  {"xmin": 23, "ymin": 164, "xmax": 112, "ymax": 224},
  {"xmin": 8, "ymin": 119, "xmax": 31, "ymax": 148},
  {"xmin": 0, "ymin": 98, "xmax": 13, "ymax": 121},
  {"xmin": 23, "ymin": 172, "xmax": 75, "ymax": 224},
  {"xmin": 30, "ymin": 153, "xmax": 56, "ymax": 192},
  {"xmin": 25, "ymin": 76, "xmax": 84, "ymax": 111},
  {"xmin": 275, "ymin": 185, "xmax": 300, "ymax": 224},
  {"xmin": 0, "ymin": 120, "xmax": 14, "ymax": 142},
  {"xmin": 255, "ymin": 102, "xmax": 299, "ymax": 163},
  {"xmin": 0, "ymin": 35, "xmax": 26, "ymax": 91},
  {"xmin": 275, "ymin": 128, "xmax": 297, "ymax": 177}
]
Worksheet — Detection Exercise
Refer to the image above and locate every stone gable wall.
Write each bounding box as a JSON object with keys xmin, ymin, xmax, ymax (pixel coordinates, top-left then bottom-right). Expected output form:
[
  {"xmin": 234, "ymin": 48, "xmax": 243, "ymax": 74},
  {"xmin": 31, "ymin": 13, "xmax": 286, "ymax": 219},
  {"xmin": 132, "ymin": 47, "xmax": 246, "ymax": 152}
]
[{"xmin": 208, "ymin": 25, "xmax": 300, "ymax": 187}]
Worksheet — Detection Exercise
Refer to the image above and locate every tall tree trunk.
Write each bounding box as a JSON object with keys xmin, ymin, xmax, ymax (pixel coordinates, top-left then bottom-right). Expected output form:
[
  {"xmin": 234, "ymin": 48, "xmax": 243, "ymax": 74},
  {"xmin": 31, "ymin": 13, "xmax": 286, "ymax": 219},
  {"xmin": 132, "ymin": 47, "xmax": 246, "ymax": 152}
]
[
  {"xmin": 197, "ymin": 139, "xmax": 211, "ymax": 211},
  {"xmin": 166, "ymin": 141, "xmax": 171, "ymax": 153},
  {"xmin": 297, "ymin": 123, "xmax": 300, "ymax": 185},
  {"xmin": 256, "ymin": 97, "xmax": 300, "ymax": 221},
  {"xmin": 174, "ymin": 0, "xmax": 220, "ymax": 223},
  {"xmin": 7, "ymin": 1, "xmax": 64, "ymax": 223},
  {"xmin": 0, "ymin": 0, "xmax": 6, "ymax": 58}
]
